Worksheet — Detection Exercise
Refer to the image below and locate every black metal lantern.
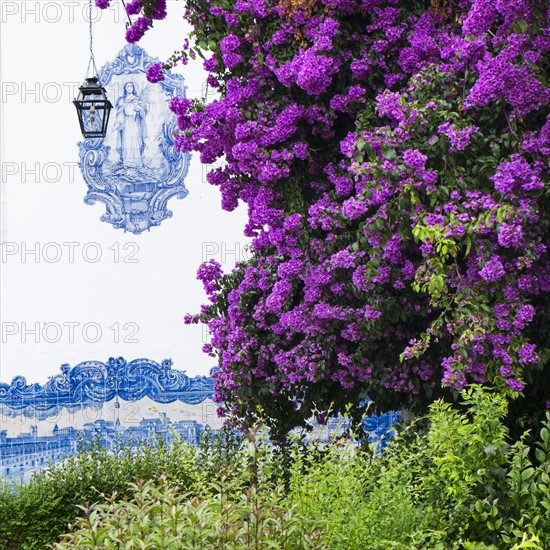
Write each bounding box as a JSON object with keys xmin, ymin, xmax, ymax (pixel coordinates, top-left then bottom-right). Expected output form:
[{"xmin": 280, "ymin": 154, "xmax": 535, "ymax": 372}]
[
  {"xmin": 73, "ymin": 77, "xmax": 113, "ymax": 138},
  {"xmin": 74, "ymin": 0, "xmax": 112, "ymax": 139}
]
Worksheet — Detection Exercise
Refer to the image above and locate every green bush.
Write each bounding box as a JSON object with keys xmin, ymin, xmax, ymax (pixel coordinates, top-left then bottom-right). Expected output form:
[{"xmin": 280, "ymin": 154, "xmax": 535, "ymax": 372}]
[
  {"xmin": 0, "ymin": 430, "xmax": 239, "ymax": 549},
  {"xmin": 54, "ymin": 426, "xmax": 316, "ymax": 549},
  {"xmin": 286, "ymin": 387, "xmax": 550, "ymax": 549},
  {"xmin": 3, "ymin": 388, "xmax": 550, "ymax": 549}
]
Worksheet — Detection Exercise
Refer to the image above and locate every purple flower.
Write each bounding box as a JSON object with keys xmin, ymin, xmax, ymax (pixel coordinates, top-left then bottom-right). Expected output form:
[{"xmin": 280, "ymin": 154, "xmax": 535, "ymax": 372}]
[
  {"xmin": 95, "ymin": 0, "xmax": 110, "ymax": 8},
  {"xmin": 293, "ymin": 142, "xmax": 308, "ymax": 160},
  {"xmin": 513, "ymin": 304, "xmax": 535, "ymax": 329},
  {"xmin": 222, "ymin": 52, "xmax": 243, "ymax": 69},
  {"xmin": 183, "ymin": 313, "xmax": 198, "ymax": 324},
  {"xmin": 462, "ymin": 0, "xmax": 496, "ymax": 36},
  {"xmin": 364, "ymin": 305, "xmax": 382, "ymax": 320},
  {"xmin": 465, "ymin": 33, "xmax": 550, "ymax": 117},
  {"xmin": 479, "ymin": 256, "xmax": 505, "ymax": 282},
  {"xmin": 518, "ymin": 343, "xmax": 538, "ymax": 364},
  {"xmin": 522, "ymin": 115, "xmax": 550, "ymax": 156},
  {"xmin": 125, "ymin": 17, "xmax": 151, "ymax": 43},
  {"xmin": 441, "ymin": 355, "xmax": 467, "ymax": 391},
  {"xmin": 506, "ymin": 379, "xmax": 525, "ymax": 392},
  {"xmin": 197, "ymin": 260, "xmax": 224, "ymax": 297},
  {"xmin": 499, "ymin": 365, "xmax": 513, "ymax": 377},
  {"xmin": 425, "ymin": 214, "xmax": 445, "ymax": 227},
  {"xmin": 331, "ymin": 250, "xmax": 356, "ymax": 269},
  {"xmin": 437, "ymin": 122, "xmax": 478, "ymax": 152},
  {"xmin": 295, "ymin": 50, "xmax": 338, "ymax": 95},
  {"xmin": 492, "ymin": 154, "xmax": 543, "ymax": 195},
  {"xmin": 342, "ymin": 197, "xmax": 367, "ymax": 220},
  {"xmin": 220, "ymin": 34, "xmax": 241, "ymax": 54},
  {"xmin": 283, "ymin": 213, "xmax": 302, "ymax": 231},
  {"xmin": 266, "ymin": 280, "xmax": 292, "ymax": 313},
  {"xmin": 224, "ymin": 13, "xmax": 240, "ymax": 26},
  {"xmin": 497, "ymin": 222, "xmax": 524, "ymax": 248},
  {"xmin": 125, "ymin": 0, "xmax": 142, "ymax": 15},
  {"xmin": 376, "ymin": 90, "xmax": 405, "ymax": 124},
  {"xmin": 170, "ymin": 96, "xmax": 192, "ymax": 116},
  {"xmin": 403, "ymin": 149, "xmax": 427, "ymax": 169},
  {"xmin": 146, "ymin": 62, "xmax": 165, "ymax": 83},
  {"xmin": 204, "ymin": 56, "xmax": 218, "ymax": 72},
  {"xmin": 277, "ymin": 259, "xmax": 302, "ymax": 279},
  {"xmin": 150, "ymin": 0, "xmax": 166, "ymax": 20}
]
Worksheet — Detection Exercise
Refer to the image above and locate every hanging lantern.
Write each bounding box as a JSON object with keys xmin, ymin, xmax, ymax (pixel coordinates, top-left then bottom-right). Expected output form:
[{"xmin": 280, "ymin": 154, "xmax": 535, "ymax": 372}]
[
  {"xmin": 74, "ymin": 0, "xmax": 112, "ymax": 139},
  {"xmin": 73, "ymin": 77, "xmax": 112, "ymax": 138}
]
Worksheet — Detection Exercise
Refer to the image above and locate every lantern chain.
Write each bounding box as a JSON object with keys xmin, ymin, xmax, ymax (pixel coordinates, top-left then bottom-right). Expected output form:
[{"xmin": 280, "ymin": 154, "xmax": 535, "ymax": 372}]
[{"xmin": 86, "ymin": 0, "xmax": 98, "ymax": 79}]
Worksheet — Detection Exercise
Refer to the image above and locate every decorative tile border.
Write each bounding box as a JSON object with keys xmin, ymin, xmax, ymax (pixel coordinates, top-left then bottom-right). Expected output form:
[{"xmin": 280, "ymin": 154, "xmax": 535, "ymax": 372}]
[{"xmin": 0, "ymin": 357, "xmax": 214, "ymax": 419}]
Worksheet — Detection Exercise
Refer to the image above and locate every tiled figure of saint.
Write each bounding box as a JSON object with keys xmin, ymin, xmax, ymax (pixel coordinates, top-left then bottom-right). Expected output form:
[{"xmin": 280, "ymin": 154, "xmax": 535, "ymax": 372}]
[{"xmin": 115, "ymin": 82, "xmax": 149, "ymax": 166}]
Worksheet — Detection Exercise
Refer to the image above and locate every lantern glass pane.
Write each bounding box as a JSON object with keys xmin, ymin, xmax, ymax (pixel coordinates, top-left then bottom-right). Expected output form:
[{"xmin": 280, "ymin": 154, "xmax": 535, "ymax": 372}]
[
  {"xmin": 84, "ymin": 91, "xmax": 102, "ymax": 101},
  {"xmin": 102, "ymin": 108, "xmax": 111, "ymax": 134},
  {"xmin": 85, "ymin": 108, "xmax": 106, "ymax": 135},
  {"xmin": 93, "ymin": 109, "xmax": 105, "ymax": 134}
]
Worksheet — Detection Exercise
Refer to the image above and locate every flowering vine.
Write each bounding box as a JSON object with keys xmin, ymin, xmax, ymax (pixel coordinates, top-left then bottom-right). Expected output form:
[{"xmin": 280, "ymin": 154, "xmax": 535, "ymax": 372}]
[{"xmin": 100, "ymin": 0, "xmax": 550, "ymax": 436}]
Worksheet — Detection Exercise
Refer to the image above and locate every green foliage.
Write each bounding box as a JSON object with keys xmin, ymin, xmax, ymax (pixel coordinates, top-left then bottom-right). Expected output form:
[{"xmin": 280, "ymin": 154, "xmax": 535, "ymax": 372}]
[
  {"xmin": 286, "ymin": 386, "xmax": 512, "ymax": 548},
  {"xmin": 0, "ymin": 430, "xmax": 240, "ymax": 549},
  {"xmin": 3, "ymin": 389, "xmax": 550, "ymax": 549},
  {"xmin": 54, "ymin": 426, "xmax": 316, "ymax": 549},
  {"xmin": 0, "ymin": 477, "xmax": 65, "ymax": 550},
  {"xmin": 54, "ymin": 478, "xmax": 311, "ymax": 549}
]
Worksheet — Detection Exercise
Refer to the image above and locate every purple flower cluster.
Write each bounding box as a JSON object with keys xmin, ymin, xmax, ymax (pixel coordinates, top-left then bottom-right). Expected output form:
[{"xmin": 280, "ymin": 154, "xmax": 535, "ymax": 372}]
[
  {"xmin": 149, "ymin": 0, "xmax": 166, "ymax": 20},
  {"xmin": 479, "ymin": 256, "xmax": 506, "ymax": 282},
  {"xmin": 129, "ymin": 0, "xmax": 549, "ymax": 430},
  {"xmin": 125, "ymin": 0, "xmax": 142, "ymax": 16},
  {"xmin": 492, "ymin": 154, "xmax": 544, "ymax": 195},
  {"xmin": 96, "ymin": 0, "xmax": 168, "ymax": 44},
  {"xmin": 125, "ymin": 16, "xmax": 151, "ymax": 43},
  {"xmin": 146, "ymin": 62, "xmax": 165, "ymax": 83},
  {"xmin": 437, "ymin": 122, "xmax": 478, "ymax": 152},
  {"xmin": 197, "ymin": 260, "xmax": 224, "ymax": 300}
]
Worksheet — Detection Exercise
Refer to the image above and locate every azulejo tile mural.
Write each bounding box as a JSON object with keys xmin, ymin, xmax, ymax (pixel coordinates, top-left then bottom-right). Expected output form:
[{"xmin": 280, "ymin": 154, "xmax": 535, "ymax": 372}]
[
  {"xmin": 0, "ymin": 358, "xmax": 219, "ymax": 481},
  {"xmin": 0, "ymin": 357, "xmax": 400, "ymax": 481},
  {"xmin": 78, "ymin": 44, "xmax": 191, "ymax": 234}
]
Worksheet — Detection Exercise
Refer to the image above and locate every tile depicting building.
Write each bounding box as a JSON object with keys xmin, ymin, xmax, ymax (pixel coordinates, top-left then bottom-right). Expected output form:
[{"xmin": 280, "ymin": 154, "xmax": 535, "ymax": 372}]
[
  {"xmin": 0, "ymin": 357, "xmax": 220, "ymax": 481},
  {"xmin": 0, "ymin": 357, "xmax": 400, "ymax": 481}
]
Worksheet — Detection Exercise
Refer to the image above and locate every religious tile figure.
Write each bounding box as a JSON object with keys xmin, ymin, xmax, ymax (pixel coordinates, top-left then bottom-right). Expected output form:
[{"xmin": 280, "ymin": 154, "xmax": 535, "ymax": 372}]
[{"xmin": 115, "ymin": 81, "xmax": 149, "ymax": 166}]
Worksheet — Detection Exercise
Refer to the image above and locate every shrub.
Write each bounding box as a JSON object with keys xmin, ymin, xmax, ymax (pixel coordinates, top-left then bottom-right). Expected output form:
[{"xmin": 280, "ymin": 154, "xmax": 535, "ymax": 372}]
[
  {"xmin": 44, "ymin": 388, "xmax": 550, "ymax": 549},
  {"xmin": 0, "ymin": 430, "xmax": 239, "ymax": 549},
  {"xmin": 128, "ymin": 0, "xmax": 550, "ymax": 438},
  {"xmin": 287, "ymin": 387, "xmax": 550, "ymax": 549}
]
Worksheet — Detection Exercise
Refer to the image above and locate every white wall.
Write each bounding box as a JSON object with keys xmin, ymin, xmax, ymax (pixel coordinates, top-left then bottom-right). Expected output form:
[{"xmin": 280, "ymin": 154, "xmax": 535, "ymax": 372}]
[{"xmin": 0, "ymin": 1, "xmax": 248, "ymax": 384}]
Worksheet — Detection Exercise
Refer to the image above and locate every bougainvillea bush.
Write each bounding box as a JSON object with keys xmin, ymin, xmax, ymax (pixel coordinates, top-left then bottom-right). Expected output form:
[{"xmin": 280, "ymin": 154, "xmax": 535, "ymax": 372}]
[{"xmin": 99, "ymin": 0, "xmax": 549, "ymax": 436}]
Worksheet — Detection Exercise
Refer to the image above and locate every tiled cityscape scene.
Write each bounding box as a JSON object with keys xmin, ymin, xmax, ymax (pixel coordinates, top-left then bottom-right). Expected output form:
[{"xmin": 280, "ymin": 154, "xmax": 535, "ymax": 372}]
[{"xmin": 0, "ymin": 357, "xmax": 399, "ymax": 481}]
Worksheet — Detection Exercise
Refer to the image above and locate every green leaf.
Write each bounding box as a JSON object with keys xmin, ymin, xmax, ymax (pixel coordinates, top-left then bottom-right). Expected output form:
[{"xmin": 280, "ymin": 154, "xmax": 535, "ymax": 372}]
[
  {"xmin": 381, "ymin": 146, "xmax": 397, "ymax": 160},
  {"xmin": 535, "ymin": 448, "xmax": 546, "ymax": 462},
  {"xmin": 521, "ymin": 467, "xmax": 535, "ymax": 481}
]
